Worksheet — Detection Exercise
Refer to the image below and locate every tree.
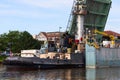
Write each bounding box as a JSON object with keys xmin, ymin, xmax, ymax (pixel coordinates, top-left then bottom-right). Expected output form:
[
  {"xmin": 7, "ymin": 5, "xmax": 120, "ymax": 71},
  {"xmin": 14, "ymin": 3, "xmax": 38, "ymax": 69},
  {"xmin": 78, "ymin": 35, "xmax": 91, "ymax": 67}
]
[
  {"xmin": 0, "ymin": 33, "xmax": 8, "ymax": 51},
  {"xmin": 0, "ymin": 31, "xmax": 42, "ymax": 53},
  {"xmin": 19, "ymin": 31, "xmax": 41, "ymax": 50}
]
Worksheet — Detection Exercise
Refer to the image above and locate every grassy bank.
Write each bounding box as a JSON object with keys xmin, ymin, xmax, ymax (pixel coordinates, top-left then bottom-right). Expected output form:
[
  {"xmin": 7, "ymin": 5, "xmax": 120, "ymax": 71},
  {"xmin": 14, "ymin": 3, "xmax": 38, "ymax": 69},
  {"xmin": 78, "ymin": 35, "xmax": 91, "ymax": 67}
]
[{"xmin": 0, "ymin": 55, "xmax": 7, "ymax": 63}]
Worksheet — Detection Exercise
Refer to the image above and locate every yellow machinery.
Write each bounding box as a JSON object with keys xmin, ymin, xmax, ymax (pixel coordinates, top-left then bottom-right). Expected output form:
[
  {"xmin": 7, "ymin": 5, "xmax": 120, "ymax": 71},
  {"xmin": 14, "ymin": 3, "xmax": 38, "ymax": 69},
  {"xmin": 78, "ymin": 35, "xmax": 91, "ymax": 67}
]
[
  {"xmin": 86, "ymin": 29, "xmax": 115, "ymax": 49},
  {"xmin": 94, "ymin": 29, "xmax": 115, "ymax": 48},
  {"xmin": 94, "ymin": 29, "xmax": 115, "ymax": 41},
  {"xmin": 86, "ymin": 37, "xmax": 100, "ymax": 49}
]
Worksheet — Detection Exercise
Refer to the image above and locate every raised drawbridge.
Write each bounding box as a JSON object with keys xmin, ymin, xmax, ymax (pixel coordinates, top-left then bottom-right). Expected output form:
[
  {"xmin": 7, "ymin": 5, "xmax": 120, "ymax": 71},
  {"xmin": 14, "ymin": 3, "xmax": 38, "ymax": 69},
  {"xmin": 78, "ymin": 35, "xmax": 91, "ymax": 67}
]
[{"xmin": 66, "ymin": 0, "xmax": 112, "ymax": 41}]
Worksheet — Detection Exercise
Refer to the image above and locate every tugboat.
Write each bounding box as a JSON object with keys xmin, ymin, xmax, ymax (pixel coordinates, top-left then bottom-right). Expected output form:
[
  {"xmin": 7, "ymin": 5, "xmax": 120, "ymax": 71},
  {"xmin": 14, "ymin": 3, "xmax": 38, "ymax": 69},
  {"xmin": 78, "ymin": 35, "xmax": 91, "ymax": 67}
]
[{"xmin": 3, "ymin": 32, "xmax": 85, "ymax": 69}]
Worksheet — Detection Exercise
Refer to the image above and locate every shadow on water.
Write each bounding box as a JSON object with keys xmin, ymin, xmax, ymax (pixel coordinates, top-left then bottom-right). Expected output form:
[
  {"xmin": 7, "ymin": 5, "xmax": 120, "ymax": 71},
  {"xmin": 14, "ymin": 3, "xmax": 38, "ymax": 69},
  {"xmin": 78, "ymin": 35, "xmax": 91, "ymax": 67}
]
[{"xmin": 1, "ymin": 64, "xmax": 120, "ymax": 80}]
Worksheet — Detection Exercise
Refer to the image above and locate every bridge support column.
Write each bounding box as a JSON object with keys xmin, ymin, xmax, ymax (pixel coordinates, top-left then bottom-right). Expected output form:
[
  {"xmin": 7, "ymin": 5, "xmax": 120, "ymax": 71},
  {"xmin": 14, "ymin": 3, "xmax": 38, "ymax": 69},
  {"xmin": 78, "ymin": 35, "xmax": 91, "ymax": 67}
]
[{"xmin": 85, "ymin": 44, "xmax": 96, "ymax": 68}]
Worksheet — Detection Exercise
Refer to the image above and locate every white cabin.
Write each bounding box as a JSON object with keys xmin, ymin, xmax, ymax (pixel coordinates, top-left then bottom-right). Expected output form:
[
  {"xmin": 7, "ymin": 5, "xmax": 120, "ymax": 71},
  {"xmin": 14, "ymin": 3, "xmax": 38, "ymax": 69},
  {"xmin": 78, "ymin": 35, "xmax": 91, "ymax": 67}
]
[{"xmin": 21, "ymin": 49, "xmax": 40, "ymax": 57}]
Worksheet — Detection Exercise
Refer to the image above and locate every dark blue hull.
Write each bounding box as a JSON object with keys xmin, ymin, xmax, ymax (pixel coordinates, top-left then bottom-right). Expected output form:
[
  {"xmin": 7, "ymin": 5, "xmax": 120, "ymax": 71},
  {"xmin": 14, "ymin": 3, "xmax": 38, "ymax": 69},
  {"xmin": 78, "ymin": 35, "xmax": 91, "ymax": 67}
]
[{"xmin": 3, "ymin": 53, "xmax": 85, "ymax": 69}]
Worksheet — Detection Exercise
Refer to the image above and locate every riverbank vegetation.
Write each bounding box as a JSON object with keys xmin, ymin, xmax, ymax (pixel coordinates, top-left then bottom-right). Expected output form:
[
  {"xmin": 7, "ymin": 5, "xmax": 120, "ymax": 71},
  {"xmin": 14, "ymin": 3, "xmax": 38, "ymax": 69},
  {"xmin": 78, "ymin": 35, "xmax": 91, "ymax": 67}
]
[
  {"xmin": 0, "ymin": 31, "xmax": 43, "ymax": 54},
  {"xmin": 0, "ymin": 55, "xmax": 7, "ymax": 62}
]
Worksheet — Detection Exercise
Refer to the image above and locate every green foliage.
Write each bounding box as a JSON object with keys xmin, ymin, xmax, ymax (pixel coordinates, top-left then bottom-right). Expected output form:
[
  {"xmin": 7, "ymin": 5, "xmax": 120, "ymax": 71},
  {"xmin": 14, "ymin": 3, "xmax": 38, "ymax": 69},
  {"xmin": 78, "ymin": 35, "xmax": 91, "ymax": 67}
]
[
  {"xmin": 0, "ymin": 31, "xmax": 42, "ymax": 53},
  {"xmin": 0, "ymin": 55, "xmax": 7, "ymax": 62}
]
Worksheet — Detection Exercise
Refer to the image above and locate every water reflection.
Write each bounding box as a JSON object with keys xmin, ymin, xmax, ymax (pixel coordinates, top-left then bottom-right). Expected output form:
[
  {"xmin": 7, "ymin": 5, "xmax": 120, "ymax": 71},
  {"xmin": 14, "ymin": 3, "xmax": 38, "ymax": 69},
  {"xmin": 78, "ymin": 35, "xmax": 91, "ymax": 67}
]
[
  {"xmin": 86, "ymin": 68, "xmax": 96, "ymax": 80},
  {"xmin": 1, "ymin": 64, "xmax": 120, "ymax": 80},
  {"xmin": 96, "ymin": 68, "xmax": 120, "ymax": 80},
  {"xmin": 37, "ymin": 69, "xmax": 85, "ymax": 80},
  {"xmin": 86, "ymin": 68, "xmax": 120, "ymax": 80},
  {"xmin": 0, "ymin": 65, "xmax": 85, "ymax": 80}
]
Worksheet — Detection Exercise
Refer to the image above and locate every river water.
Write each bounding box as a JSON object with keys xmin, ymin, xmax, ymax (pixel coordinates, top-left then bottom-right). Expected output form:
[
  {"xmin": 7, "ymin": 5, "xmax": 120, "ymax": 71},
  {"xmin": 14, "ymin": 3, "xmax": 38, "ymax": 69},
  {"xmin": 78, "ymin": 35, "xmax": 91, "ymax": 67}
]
[{"xmin": 0, "ymin": 64, "xmax": 120, "ymax": 80}]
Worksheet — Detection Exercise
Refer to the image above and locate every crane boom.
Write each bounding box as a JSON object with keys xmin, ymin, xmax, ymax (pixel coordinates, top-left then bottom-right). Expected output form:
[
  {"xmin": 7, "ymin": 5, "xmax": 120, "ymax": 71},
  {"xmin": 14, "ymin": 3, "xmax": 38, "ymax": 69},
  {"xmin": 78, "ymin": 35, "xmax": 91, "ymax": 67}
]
[{"xmin": 94, "ymin": 29, "xmax": 115, "ymax": 41}]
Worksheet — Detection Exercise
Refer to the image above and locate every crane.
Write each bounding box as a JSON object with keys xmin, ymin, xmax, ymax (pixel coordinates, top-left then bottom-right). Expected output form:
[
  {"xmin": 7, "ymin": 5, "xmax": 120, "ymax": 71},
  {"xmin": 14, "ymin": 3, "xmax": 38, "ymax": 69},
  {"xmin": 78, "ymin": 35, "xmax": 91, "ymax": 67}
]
[
  {"xmin": 65, "ymin": 0, "xmax": 112, "ymax": 50},
  {"xmin": 94, "ymin": 29, "xmax": 115, "ymax": 41},
  {"xmin": 94, "ymin": 29, "xmax": 115, "ymax": 47}
]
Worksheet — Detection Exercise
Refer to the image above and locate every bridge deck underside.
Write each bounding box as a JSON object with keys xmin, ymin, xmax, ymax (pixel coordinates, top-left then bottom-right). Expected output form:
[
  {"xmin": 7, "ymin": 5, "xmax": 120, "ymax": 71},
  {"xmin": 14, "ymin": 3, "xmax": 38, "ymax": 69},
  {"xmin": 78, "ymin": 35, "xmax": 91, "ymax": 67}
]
[{"xmin": 69, "ymin": 0, "xmax": 112, "ymax": 37}]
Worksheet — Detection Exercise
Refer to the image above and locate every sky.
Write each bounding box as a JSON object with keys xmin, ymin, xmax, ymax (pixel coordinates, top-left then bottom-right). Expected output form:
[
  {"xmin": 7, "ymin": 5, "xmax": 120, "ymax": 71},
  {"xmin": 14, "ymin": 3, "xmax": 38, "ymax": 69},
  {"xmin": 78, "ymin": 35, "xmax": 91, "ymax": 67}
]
[{"xmin": 0, "ymin": 0, "xmax": 120, "ymax": 35}]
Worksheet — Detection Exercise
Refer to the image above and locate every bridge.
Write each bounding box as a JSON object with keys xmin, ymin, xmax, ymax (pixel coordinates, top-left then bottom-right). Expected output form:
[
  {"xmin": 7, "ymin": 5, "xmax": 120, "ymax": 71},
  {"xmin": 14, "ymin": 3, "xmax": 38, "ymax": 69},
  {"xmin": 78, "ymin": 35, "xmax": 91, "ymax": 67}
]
[{"xmin": 66, "ymin": 0, "xmax": 112, "ymax": 41}]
